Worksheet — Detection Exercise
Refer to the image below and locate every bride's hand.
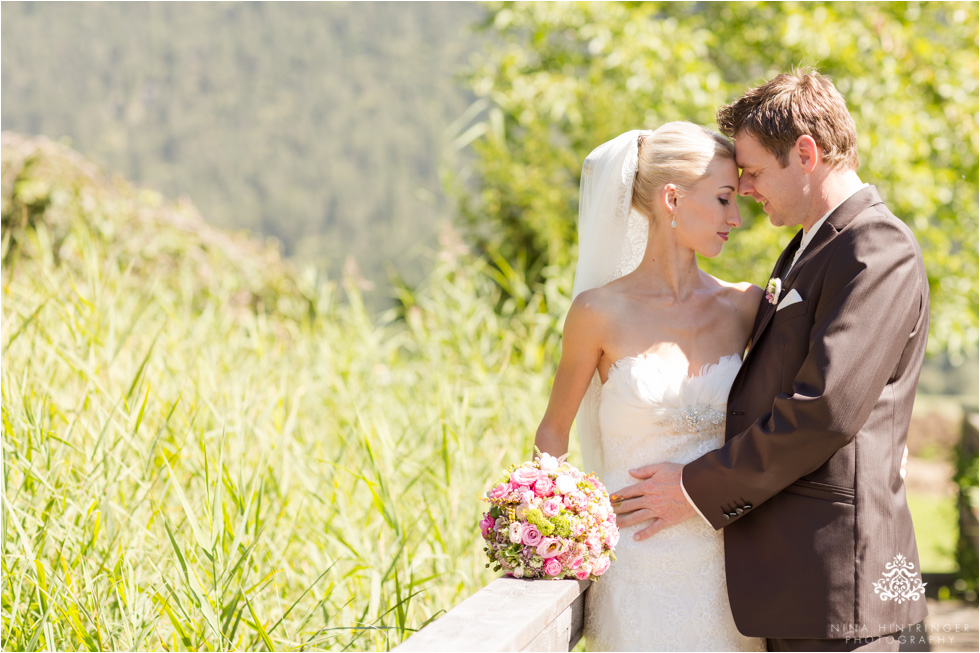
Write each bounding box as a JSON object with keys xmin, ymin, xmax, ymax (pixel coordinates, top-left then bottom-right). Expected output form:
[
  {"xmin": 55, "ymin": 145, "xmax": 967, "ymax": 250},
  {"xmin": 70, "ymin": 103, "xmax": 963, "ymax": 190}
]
[{"xmin": 610, "ymin": 462, "xmax": 696, "ymax": 541}]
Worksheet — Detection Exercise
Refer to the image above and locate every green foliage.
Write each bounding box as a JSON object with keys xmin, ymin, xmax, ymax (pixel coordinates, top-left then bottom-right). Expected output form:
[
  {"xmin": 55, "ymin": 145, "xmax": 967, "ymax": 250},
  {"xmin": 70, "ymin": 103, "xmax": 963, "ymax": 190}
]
[
  {"xmin": 460, "ymin": 1, "xmax": 979, "ymax": 357},
  {"xmin": 906, "ymin": 493, "xmax": 958, "ymax": 573},
  {"xmin": 0, "ymin": 2, "xmax": 484, "ymax": 291},
  {"xmin": 1, "ymin": 136, "xmax": 570, "ymax": 650},
  {"xmin": 954, "ymin": 416, "xmax": 979, "ymax": 599}
]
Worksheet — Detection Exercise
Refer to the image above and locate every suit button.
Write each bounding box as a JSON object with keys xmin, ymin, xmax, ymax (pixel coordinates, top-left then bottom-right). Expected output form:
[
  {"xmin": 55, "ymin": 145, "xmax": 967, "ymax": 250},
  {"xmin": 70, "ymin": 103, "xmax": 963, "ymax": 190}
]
[
  {"xmin": 728, "ymin": 512, "xmax": 738, "ymax": 518},
  {"xmin": 744, "ymin": 505, "xmax": 752, "ymax": 510},
  {"xmin": 722, "ymin": 513, "xmax": 731, "ymax": 520},
  {"xmin": 735, "ymin": 508, "xmax": 744, "ymax": 515},
  {"xmin": 730, "ymin": 411, "xmax": 744, "ymax": 416}
]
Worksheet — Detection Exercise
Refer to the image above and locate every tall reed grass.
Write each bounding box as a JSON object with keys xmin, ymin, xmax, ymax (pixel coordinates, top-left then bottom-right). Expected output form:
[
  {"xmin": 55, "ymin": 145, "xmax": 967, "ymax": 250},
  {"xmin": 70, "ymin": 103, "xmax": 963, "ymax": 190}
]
[{"xmin": 1, "ymin": 134, "xmax": 574, "ymax": 650}]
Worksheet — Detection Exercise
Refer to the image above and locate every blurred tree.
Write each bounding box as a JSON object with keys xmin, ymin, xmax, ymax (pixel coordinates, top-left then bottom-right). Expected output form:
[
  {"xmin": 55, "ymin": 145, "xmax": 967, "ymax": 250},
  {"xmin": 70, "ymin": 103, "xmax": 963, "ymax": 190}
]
[
  {"xmin": 458, "ymin": 1, "xmax": 978, "ymax": 359},
  {"xmin": 1, "ymin": 2, "xmax": 483, "ymax": 295}
]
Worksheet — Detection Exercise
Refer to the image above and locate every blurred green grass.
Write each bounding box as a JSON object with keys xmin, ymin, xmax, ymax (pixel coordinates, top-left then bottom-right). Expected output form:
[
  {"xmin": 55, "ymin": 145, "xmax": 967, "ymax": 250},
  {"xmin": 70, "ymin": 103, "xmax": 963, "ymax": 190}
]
[
  {"xmin": 908, "ymin": 493, "xmax": 959, "ymax": 573},
  {"xmin": 1, "ymin": 134, "xmax": 573, "ymax": 651}
]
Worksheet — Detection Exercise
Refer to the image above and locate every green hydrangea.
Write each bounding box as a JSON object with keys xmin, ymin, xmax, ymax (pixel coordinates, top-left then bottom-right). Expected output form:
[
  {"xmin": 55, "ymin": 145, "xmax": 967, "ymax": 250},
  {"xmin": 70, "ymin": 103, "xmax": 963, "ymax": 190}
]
[
  {"xmin": 523, "ymin": 507, "xmax": 573, "ymax": 538},
  {"xmin": 550, "ymin": 513, "xmax": 572, "ymax": 538},
  {"xmin": 524, "ymin": 508, "xmax": 555, "ymax": 536}
]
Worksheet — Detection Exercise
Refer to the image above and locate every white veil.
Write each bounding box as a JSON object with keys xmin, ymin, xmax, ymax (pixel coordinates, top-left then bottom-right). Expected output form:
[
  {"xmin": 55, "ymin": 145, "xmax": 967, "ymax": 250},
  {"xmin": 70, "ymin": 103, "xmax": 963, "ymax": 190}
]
[{"xmin": 572, "ymin": 129, "xmax": 652, "ymax": 479}]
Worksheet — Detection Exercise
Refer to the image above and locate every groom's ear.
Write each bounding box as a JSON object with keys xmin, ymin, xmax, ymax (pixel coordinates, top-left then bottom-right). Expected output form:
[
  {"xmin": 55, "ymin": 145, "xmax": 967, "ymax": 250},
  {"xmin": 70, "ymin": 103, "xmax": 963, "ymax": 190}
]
[{"xmin": 794, "ymin": 135, "xmax": 820, "ymax": 174}]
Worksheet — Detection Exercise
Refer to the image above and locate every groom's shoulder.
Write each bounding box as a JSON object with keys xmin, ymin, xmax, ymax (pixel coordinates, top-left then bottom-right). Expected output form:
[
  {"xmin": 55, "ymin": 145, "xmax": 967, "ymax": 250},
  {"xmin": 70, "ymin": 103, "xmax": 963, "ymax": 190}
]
[
  {"xmin": 838, "ymin": 203, "xmax": 921, "ymax": 258},
  {"xmin": 828, "ymin": 203, "xmax": 924, "ymax": 278},
  {"xmin": 839, "ymin": 191, "xmax": 914, "ymax": 236}
]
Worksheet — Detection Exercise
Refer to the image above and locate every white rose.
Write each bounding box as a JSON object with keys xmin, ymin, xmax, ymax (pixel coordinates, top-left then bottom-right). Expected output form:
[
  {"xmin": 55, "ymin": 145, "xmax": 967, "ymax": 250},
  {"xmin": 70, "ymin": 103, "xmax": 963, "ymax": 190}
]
[
  {"xmin": 538, "ymin": 453, "xmax": 560, "ymax": 471},
  {"xmin": 555, "ymin": 474, "xmax": 577, "ymax": 495}
]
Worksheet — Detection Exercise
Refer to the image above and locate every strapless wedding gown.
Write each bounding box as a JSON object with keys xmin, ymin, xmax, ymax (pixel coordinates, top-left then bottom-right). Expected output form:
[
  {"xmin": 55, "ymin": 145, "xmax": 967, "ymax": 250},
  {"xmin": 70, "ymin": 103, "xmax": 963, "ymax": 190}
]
[{"xmin": 583, "ymin": 353, "xmax": 764, "ymax": 652}]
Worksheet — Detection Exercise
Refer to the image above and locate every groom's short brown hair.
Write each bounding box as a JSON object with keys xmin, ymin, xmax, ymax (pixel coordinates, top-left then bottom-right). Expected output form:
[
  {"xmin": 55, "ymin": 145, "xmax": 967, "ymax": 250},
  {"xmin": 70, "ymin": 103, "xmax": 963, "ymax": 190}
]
[{"xmin": 717, "ymin": 68, "xmax": 859, "ymax": 171}]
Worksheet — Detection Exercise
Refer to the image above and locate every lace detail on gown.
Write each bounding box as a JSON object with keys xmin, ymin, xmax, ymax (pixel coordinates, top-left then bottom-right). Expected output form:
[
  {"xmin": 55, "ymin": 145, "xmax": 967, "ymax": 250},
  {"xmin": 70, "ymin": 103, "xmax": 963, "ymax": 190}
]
[{"xmin": 584, "ymin": 353, "xmax": 764, "ymax": 652}]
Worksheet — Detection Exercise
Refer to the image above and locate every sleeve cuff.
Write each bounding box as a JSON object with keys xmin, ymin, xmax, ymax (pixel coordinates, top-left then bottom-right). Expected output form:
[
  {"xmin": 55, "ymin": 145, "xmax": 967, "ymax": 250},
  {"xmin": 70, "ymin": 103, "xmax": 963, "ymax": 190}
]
[{"xmin": 680, "ymin": 471, "xmax": 712, "ymax": 526}]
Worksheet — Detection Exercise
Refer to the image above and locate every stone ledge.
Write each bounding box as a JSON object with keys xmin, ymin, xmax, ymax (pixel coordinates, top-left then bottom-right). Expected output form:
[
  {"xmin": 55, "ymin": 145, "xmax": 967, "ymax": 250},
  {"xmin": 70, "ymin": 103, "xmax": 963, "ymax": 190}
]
[{"xmin": 394, "ymin": 577, "xmax": 590, "ymax": 652}]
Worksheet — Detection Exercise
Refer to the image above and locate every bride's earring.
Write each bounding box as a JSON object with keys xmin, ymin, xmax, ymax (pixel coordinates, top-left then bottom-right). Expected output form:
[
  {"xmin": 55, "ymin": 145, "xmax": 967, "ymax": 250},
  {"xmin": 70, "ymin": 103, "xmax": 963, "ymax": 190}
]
[{"xmin": 671, "ymin": 215, "xmax": 677, "ymax": 229}]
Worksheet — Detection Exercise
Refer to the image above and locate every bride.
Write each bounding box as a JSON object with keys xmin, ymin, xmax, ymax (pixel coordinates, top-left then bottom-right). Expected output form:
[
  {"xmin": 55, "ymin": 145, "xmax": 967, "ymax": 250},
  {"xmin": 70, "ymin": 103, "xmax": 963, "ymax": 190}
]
[{"xmin": 533, "ymin": 123, "xmax": 765, "ymax": 651}]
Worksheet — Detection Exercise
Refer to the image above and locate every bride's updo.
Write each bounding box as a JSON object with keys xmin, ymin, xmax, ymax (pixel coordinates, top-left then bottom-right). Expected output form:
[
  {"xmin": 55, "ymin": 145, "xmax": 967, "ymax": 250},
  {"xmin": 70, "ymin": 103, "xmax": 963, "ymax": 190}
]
[{"xmin": 631, "ymin": 122, "xmax": 735, "ymax": 221}]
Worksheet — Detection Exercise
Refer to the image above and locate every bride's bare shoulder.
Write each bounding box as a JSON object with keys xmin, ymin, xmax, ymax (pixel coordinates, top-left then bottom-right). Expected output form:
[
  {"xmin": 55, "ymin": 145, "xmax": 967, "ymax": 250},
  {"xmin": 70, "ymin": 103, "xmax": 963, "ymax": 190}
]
[
  {"xmin": 709, "ymin": 276, "xmax": 764, "ymax": 319},
  {"xmin": 567, "ymin": 284, "xmax": 632, "ymax": 326},
  {"xmin": 570, "ymin": 286, "xmax": 617, "ymax": 316},
  {"xmin": 721, "ymin": 278, "xmax": 763, "ymax": 302}
]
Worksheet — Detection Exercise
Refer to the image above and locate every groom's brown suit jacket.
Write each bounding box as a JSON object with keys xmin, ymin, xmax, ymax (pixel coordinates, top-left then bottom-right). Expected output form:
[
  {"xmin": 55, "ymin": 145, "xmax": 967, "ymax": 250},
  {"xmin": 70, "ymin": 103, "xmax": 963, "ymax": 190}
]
[{"xmin": 683, "ymin": 186, "xmax": 929, "ymax": 640}]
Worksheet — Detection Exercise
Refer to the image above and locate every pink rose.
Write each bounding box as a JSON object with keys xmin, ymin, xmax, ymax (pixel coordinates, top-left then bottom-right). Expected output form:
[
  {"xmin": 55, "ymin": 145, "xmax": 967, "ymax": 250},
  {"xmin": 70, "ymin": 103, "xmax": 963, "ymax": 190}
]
[
  {"xmin": 574, "ymin": 566, "xmax": 592, "ymax": 581},
  {"xmin": 533, "ymin": 476, "xmax": 555, "ymax": 497},
  {"xmin": 542, "ymin": 497, "xmax": 562, "ymax": 517},
  {"xmin": 571, "ymin": 521, "xmax": 586, "ymax": 537},
  {"xmin": 604, "ymin": 526, "xmax": 620, "ymax": 548},
  {"xmin": 543, "ymin": 558, "xmax": 563, "ymax": 577},
  {"xmin": 508, "ymin": 522, "xmax": 525, "ymax": 544},
  {"xmin": 587, "ymin": 534, "xmax": 602, "ymax": 555},
  {"xmin": 564, "ymin": 491, "xmax": 587, "ymax": 512},
  {"xmin": 488, "ymin": 483, "xmax": 511, "ymax": 501},
  {"xmin": 511, "ymin": 466, "xmax": 539, "ymax": 487},
  {"xmin": 522, "ymin": 524, "xmax": 543, "ymax": 548},
  {"xmin": 568, "ymin": 555, "xmax": 584, "ymax": 570},
  {"xmin": 592, "ymin": 556, "xmax": 611, "ymax": 576},
  {"xmin": 480, "ymin": 513, "xmax": 495, "ymax": 538},
  {"xmin": 536, "ymin": 537, "xmax": 566, "ymax": 559}
]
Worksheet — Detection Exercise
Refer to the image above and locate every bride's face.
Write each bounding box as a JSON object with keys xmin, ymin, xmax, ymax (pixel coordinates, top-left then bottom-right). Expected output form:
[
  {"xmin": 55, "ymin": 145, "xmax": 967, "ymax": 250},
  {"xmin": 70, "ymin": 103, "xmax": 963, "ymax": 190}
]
[{"xmin": 674, "ymin": 157, "xmax": 741, "ymax": 258}]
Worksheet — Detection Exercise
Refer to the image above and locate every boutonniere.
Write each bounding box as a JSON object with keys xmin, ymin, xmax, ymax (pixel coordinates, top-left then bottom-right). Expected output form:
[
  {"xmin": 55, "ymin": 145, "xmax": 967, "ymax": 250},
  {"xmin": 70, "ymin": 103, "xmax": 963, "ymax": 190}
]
[{"xmin": 765, "ymin": 277, "xmax": 783, "ymax": 305}]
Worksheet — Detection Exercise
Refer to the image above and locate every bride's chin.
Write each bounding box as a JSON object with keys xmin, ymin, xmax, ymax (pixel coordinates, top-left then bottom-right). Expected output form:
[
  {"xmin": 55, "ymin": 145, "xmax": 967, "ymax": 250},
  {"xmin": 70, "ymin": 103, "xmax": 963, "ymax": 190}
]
[{"xmin": 697, "ymin": 245, "xmax": 725, "ymax": 258}]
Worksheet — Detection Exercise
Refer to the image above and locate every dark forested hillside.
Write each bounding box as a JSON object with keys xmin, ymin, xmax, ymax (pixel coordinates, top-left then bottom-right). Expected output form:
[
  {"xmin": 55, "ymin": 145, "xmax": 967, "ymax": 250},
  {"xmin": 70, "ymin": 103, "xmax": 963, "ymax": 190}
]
[{"xmin": 1, "ymin": 1, "xmax": 485, "ymax": 291}]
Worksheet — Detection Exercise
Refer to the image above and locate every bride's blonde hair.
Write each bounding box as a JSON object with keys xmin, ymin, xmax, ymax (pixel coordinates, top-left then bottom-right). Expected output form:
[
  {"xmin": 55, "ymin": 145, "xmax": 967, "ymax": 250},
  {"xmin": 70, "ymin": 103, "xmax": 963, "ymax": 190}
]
[{"xmin": 631, "ymin": 122, "xmax": 735, "ymax": 221}]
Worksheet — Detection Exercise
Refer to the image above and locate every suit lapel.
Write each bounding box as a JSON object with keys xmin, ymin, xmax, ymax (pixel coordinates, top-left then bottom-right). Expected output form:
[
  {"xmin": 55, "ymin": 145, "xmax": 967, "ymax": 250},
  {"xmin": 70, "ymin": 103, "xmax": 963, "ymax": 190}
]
[
  {"xmin": 744, "ymin": 230, "xmax": 802, "ymax": 356},
  {"xmin": 780, "ymin": 220, "xmax": 836, "ymax": 290},
  {"xmin": 742, "ymin": 185, "xmax": 885, "ymax": 361}
]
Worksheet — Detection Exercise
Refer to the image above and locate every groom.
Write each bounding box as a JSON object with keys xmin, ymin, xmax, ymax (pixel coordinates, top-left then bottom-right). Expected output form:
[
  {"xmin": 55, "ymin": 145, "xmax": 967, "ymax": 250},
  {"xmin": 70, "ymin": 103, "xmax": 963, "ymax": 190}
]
[{"xmin": 615, "ymin": 70, "xmax": 930, "ymax": 651}]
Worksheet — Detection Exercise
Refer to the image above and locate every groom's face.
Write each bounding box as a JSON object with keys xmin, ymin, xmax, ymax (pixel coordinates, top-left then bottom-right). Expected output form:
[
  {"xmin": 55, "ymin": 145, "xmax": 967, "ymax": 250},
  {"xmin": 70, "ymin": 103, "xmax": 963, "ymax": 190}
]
[{"xmin": 733, "ymin": 132, "xmax": 805, "ymax": 228}]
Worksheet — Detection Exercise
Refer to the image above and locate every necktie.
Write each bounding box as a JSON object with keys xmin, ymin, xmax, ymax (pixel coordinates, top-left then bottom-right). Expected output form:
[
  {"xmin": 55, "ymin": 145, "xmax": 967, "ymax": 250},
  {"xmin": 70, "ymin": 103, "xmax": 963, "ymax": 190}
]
[{"xmin": 785, "ymin": 243, "xmax": 804, "ymax": 275}]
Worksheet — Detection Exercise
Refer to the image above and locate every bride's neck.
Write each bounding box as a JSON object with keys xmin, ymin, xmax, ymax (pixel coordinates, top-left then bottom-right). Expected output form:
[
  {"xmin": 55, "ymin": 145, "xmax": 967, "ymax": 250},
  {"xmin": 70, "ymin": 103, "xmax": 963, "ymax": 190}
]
[{"xmin": 632, "ymin": 225, "xmax": 701, "ymax": 299}]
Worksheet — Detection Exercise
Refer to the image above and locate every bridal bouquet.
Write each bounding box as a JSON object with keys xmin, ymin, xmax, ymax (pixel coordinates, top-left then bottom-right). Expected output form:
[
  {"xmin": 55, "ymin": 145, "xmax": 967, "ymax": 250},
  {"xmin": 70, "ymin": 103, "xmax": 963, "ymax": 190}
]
[{"xmin": 479, "ymin": 451, "xmax": 619, "ymax": 581}]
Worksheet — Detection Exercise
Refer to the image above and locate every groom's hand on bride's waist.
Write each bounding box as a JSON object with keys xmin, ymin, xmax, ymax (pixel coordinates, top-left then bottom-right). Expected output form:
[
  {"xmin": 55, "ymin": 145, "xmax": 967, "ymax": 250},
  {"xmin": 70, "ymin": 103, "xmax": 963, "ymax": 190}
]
[{"xmin": 610, "ymin": 462, "xmax": 696, "ymax": 541}]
